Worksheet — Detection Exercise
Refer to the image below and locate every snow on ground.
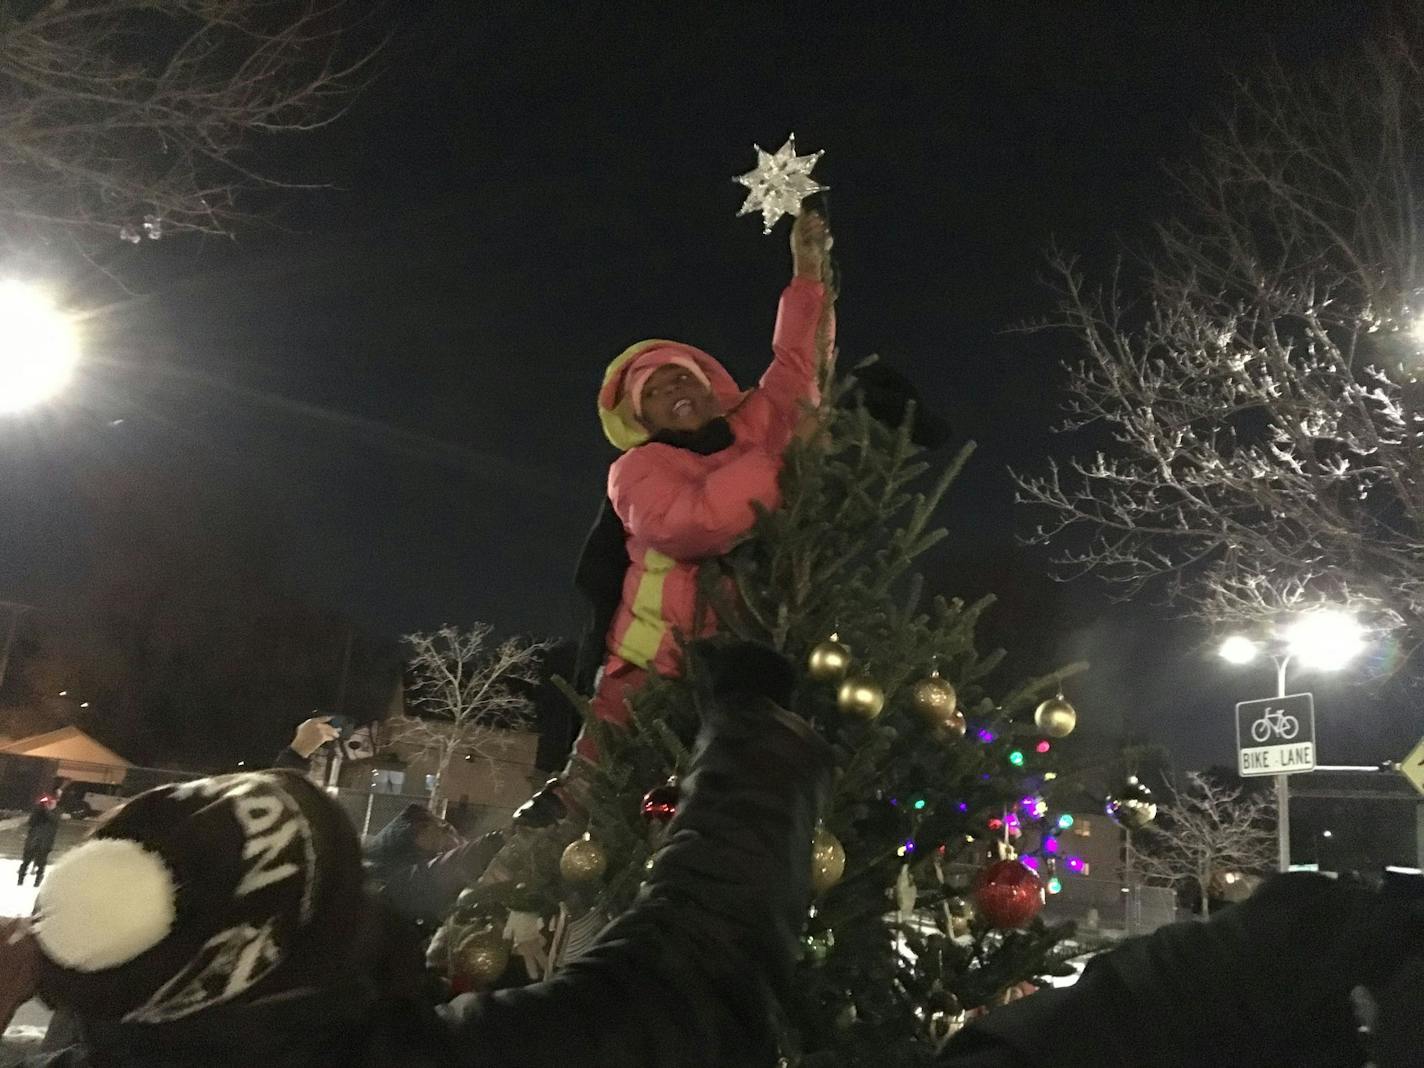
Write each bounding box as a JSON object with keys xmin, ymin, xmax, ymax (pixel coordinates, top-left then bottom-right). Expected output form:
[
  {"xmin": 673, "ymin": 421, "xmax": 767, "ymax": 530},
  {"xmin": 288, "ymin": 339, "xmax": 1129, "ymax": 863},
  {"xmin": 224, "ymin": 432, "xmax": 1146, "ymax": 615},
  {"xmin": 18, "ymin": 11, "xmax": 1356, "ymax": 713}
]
[
  {"xmin": 0, "ymin": 858, "xmax": 50, "ymax": 1054},
  {"xmin": 0, "ymin": 857, "xmax": 40, "ymax": 917}
]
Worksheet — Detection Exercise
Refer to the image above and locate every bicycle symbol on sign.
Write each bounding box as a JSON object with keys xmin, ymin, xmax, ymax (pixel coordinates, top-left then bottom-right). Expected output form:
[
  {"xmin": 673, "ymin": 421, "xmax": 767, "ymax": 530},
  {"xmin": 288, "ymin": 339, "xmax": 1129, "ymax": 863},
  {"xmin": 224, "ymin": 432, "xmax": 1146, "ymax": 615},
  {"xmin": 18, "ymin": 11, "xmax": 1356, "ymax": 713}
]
[{"xmin": 1250, "ymin": 705, "xmax": 1300, "ymax": 743}]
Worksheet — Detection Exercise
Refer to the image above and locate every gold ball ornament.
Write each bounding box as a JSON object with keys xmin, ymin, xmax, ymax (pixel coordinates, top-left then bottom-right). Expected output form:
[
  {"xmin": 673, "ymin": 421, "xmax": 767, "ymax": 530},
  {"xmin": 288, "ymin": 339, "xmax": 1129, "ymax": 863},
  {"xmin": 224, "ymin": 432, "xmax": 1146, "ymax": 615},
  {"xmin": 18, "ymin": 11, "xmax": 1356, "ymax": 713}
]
[
  {"xmin": 810, "ymin": 826, "xmax": 846, "ymax": 894},
  {"xmin": 560, "ymin": 833, "xmax": 608, "ymax": 883},
  {"xmin": 911, "ymin": 672, "xmax": 963, "ymax": 735},
  {"xmin": 452, "ymin": 928, "xmax": 511, "ymax": 989},
  {"xmin": 837, "ymin": 675, "xmax": 885, "ymax": 719},
  {"xmin": 807, "ymin": 635, "xmax": 853, "ymax": 681},
  {"xmin": 1034, "ymin": 695, "xmax": 1078, "ymax": 738}
]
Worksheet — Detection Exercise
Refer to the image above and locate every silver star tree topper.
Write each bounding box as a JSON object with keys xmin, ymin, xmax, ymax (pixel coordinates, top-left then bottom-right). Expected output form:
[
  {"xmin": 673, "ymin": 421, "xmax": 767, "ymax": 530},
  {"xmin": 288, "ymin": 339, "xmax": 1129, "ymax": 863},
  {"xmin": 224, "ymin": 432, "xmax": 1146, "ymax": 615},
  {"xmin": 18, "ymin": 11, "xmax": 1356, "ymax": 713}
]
[{"xmin": 734, "ymin": 134, "xmax": 827, "ymax": 234}]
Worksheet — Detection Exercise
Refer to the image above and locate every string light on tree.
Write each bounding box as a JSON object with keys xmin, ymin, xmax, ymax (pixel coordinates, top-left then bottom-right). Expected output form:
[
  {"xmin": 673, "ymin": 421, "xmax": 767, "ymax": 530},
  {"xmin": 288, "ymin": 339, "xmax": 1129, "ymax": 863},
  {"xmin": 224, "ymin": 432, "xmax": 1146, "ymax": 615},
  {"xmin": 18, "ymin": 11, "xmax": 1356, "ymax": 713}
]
[{"xmin": 733, "ymin": 134, "xmax": 827, "ymax": 233}]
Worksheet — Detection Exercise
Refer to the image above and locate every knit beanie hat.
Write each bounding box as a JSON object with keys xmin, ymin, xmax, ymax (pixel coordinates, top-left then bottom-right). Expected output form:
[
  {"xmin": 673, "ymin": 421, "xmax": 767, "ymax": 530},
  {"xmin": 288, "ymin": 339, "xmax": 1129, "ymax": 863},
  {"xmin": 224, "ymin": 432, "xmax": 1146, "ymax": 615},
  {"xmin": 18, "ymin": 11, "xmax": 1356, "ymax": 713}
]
[
  {"xmin": 32, "ymin": 770, "xmax": 365, "ymax": 1024},
  {"xmin": 625, "ymin": 351, "xmax": 713, "ymax": 420}
]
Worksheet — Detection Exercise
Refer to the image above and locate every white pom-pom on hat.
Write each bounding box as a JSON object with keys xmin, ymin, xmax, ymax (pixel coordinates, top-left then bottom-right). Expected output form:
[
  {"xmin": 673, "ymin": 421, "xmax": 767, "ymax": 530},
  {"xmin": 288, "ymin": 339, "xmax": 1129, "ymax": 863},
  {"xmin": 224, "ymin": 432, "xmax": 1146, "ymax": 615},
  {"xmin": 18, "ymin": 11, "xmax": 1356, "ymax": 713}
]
[{"xmin": 34, "ymin": 838, "xmax": 177, "ymax": 972}]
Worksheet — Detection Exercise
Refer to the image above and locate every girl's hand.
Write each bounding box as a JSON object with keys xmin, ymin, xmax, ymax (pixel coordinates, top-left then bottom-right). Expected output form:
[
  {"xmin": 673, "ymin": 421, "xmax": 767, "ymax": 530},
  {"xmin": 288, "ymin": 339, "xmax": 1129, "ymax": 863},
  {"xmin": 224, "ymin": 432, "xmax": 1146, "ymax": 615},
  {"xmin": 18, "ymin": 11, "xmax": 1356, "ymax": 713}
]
[
  {"xmin": 794, "ymin": 405, "xmax": 828, "ymax": 447},
  {"xmin": 791, "ymin": 212, "xmax": 832, "ymax": 279}
]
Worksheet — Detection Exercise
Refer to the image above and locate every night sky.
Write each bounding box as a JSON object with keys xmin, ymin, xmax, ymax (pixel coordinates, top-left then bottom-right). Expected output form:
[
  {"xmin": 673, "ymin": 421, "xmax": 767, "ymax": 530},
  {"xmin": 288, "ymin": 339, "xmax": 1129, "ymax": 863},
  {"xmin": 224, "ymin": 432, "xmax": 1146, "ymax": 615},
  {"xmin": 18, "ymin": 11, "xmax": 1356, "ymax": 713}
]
[{"xmin": 2, "ymin": 3, "xmax": 1407, "ymax": 772}]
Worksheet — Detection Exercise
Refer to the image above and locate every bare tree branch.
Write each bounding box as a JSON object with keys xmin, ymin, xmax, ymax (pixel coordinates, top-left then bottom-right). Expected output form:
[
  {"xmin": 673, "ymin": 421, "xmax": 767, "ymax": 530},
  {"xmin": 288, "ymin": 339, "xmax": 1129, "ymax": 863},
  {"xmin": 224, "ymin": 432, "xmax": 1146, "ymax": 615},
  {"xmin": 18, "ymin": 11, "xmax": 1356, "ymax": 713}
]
[
  {"xmin": 0, "ymin": 0, "xmax": 385, "ymax": 251},
  {"xmin": 1134, "ymin": 772, "xmax": 1277, "ymax": 918},
  {"xmin": 390, "ymin": 624, "xmax": 551, "ymax": 810},
  {"xmin": 1015, "ymin": 24, "xmax": 1424, "ymax": 661}
]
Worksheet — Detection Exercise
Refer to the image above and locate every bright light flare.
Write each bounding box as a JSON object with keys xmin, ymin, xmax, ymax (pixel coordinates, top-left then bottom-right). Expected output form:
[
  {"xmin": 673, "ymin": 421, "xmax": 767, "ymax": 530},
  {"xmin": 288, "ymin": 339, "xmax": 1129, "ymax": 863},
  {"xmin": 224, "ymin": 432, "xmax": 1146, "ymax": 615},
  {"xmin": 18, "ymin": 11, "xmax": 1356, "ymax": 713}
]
[
  {"xmin": 1218, "ymin": 635, "xmax": 1260, "ymax": 665},
  {"xmin": 0, "ymin": 281, "xmax": 80, "ymax": 414},
  {"xmin": 1410, "ymin": 313, "xmax": 1424, "ymax": 346},
  {"xmin": 1284, "ymin": 610, "xmax": 1366, "ymax": 671}
]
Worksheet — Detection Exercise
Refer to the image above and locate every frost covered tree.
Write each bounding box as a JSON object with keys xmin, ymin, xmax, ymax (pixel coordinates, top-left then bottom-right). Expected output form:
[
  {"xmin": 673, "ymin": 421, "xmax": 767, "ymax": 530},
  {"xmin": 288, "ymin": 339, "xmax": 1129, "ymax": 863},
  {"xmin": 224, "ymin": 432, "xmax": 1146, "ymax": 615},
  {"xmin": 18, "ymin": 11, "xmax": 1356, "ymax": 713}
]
[
  {"xmin": 392, "ymin": 625, "xmax": 549, "ymax": 808},
  {"xmin": 1016, "ymin": 23, "xmax": 1424, "ymax": 656},
  {"xmin": 1135, "ymin": 772, "xmax": 1276, "ymax": 919}
]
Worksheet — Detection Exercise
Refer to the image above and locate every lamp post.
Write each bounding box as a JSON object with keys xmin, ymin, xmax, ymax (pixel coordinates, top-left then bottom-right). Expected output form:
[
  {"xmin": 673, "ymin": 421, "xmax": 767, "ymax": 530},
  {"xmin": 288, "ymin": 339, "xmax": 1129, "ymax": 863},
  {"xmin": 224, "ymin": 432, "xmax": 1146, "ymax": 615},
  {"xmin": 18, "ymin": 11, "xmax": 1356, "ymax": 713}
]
[
  {"xmin": 0, "ymin": 280, "xmax": 81, "ymax": 414},
  {"xmin": 1218, "ymin": 610, "xmax": 1366, "ymax": 872}
]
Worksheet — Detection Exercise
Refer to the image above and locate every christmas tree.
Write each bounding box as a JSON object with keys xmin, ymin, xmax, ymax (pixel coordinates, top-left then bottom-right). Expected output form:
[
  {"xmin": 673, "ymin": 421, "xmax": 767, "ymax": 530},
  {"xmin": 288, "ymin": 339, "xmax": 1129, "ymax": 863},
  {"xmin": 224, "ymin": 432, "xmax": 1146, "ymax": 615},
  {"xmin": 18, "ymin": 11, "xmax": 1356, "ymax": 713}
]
[{"xmin": 436, "ymin": 356, "xmax": 1087, "ymax": 1064}]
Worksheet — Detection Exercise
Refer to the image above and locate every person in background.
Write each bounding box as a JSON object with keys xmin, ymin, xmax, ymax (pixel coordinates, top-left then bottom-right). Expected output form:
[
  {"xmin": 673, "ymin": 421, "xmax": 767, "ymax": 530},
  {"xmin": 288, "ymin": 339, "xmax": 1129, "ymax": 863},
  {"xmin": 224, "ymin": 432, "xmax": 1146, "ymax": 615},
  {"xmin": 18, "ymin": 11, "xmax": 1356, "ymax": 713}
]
[
  {"xmin": 272, "ymin": 714, "xmax": 504, "ymax": 927},
  {"xmin": 18, "ymin": 792, "xmax": 60, "ymax": 886},
  {"xmin": 363, "ymin": 803, "xmax": 504, "ymax": 928},
  {"xmin": 0, "ymin": 641, "xmax": 831, "ymax": 1068},
  {"xmin": 275, "ymin": 714, "xmax": 341, "ymax": 769},
  {"xmin": 446, "ymin": 795, "xmax": 475, "ymax": 837}
]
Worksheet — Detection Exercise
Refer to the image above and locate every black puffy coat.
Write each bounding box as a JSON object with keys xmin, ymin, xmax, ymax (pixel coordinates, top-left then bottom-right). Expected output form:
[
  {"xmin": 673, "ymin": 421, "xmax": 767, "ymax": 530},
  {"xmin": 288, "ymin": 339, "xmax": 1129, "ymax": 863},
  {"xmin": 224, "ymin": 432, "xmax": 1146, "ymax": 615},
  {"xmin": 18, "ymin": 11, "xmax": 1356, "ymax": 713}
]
[
  {"xmin": 22, "ymin": 667, "xmax": 832, "ymax": 1067},
  {"xmin": 941, "ymin": 872, "xmax": 1424, "ymax": 1068}
]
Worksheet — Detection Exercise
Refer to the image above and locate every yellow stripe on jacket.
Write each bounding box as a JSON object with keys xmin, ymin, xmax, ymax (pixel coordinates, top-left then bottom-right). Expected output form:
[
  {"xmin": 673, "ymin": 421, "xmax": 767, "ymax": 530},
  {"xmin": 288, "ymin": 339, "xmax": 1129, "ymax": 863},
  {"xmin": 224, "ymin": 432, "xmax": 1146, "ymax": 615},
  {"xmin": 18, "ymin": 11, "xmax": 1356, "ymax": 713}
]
[{"xmin": 615, "ymin": 548, "xmax": 675, "ymax": 668}]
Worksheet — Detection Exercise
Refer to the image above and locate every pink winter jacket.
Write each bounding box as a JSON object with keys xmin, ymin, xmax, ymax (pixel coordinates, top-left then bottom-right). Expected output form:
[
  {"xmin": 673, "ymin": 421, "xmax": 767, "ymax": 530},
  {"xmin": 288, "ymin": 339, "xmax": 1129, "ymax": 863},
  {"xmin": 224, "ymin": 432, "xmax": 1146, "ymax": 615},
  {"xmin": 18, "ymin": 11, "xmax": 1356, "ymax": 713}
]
[{"xmin": 595, "ymin": 276, "xmax": 828, "ymax": 677}]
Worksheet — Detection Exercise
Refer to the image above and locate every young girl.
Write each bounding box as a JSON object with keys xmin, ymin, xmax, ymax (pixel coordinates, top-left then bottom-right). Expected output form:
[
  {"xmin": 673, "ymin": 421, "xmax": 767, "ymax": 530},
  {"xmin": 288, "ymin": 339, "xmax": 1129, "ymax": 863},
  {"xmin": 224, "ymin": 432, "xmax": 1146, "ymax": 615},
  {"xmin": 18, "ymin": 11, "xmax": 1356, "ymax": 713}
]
[{"xmin": 576, "ymin": 211, "xmax": 833, "ymax": 756}]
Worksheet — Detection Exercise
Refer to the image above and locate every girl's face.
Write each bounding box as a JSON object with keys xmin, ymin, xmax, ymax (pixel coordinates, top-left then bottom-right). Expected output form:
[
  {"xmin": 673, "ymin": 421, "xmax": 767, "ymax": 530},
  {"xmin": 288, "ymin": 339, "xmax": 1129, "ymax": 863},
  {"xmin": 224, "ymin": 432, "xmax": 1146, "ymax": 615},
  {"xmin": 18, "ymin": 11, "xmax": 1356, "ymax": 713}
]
[{"xmin": 639, "ymin": 364, "xmax": 720, "ymax": 434}]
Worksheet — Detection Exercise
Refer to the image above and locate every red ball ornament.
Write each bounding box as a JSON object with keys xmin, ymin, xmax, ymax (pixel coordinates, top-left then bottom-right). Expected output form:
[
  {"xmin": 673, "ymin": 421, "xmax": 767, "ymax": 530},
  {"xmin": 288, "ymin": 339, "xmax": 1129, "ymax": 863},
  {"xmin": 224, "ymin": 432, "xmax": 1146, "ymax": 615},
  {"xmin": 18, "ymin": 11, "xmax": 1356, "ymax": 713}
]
[
  {"xmin": 971, "ymin": 859, "xmax": 1045, "ymax": 929},
  {"xmin": 640, "ymin": 779, "xmax": 680, "ymax": 824}
]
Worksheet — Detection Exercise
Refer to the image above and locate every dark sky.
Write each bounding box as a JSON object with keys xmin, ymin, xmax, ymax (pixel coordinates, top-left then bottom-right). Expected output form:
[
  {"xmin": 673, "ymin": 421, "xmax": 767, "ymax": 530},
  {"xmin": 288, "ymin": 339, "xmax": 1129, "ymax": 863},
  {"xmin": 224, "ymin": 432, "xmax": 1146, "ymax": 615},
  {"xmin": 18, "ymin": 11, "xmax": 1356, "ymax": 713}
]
[{"xmin": 3, "ymin": 2, "xmax": 1408, "ymax": 772}]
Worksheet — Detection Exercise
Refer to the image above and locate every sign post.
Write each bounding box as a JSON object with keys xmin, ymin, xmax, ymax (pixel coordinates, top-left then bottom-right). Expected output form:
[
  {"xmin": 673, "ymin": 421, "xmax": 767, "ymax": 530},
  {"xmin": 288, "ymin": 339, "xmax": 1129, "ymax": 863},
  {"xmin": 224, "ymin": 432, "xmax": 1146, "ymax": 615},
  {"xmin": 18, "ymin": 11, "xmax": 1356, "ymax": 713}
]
[{"xmin": 1236, "ymin": 691, "xmax": 1316, "ymax": 871}]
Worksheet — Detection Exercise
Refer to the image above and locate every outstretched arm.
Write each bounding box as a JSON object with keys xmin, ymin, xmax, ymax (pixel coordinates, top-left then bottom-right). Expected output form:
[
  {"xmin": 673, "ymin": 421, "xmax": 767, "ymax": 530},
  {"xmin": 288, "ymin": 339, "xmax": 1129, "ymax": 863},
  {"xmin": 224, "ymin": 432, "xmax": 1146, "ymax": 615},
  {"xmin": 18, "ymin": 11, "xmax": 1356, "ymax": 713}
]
[
  {"xmin": 437, "ymin": 647, "xmax": 832, "ymax": 1068},
  {"xmin": 757, "ymin": 213, "xmax": 833, "ymax": 442}
]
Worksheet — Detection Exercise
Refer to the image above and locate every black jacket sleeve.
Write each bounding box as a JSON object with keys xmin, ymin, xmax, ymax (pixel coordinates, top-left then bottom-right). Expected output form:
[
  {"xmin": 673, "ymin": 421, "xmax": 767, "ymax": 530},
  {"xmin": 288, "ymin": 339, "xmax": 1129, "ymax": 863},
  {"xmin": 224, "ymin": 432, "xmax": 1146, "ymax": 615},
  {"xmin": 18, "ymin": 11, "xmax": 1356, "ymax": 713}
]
[
  {"xmin": 433, "ymin": 677, "xmax": 833, "ymax": 1067},
  {"xmin": 272, "ymin": 747, "xmax": 311, "ymax": 772},
  {"xmin": 572, "ymin": 496, "xmax": 630, "ymax": 694},
  {"xmin": 941, "ymin": 873, "xmax": 1424, "ymax": 1068},
  {"xmin": 374, "ymin": 832, "xmax": 507, "ymax": 925}
]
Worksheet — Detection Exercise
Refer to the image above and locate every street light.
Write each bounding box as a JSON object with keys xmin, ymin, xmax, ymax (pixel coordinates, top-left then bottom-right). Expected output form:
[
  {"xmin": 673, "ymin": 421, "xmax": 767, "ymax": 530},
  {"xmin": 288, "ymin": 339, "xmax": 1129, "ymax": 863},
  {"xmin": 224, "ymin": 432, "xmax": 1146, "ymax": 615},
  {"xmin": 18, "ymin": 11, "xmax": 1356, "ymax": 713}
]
[
  {"xmin": 1218, "ymin": 609, "xmax": 1368, "ymax": 872},
  {"xmin": 1283, "ymin": 610, "xmax": 1366, "ymax": 671},
  {"xmin": 1218, "ymin": 635, "xmax": 1260, "ymax": 665},
  {"xmin": 0, "ymin": 280, "xmax": 80, "ymax": 414}
]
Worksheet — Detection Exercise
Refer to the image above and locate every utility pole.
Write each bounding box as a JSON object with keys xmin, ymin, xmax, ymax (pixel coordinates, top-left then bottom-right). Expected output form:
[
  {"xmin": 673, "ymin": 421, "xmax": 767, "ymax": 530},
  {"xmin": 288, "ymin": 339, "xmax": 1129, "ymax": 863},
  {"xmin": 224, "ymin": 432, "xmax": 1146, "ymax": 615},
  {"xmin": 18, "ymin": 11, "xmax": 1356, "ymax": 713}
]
[{"xmin": 0, "ymin": 601, "xmax": 33, "ymax": 691}]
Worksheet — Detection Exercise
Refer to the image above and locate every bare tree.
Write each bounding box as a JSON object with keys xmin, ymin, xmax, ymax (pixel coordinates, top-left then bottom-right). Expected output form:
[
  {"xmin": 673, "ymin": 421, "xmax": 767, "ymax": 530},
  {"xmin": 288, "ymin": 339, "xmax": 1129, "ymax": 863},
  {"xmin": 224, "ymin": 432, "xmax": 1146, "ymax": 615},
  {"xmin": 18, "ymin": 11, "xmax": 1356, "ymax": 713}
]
[
  {"xmin": 1015, "ymin": 25, "xmax": 1424, "ymax": 658},
  {"xmin": 391, "ymin": 624, "xmax": 550, "ymax": 809},
  {"xmin": 1135, "ymin": 772, "xmax": 1276, "ymax": 919},
  {"xmin": 0, "ymin": 0, "xmax": 383, "ymax": 251}
]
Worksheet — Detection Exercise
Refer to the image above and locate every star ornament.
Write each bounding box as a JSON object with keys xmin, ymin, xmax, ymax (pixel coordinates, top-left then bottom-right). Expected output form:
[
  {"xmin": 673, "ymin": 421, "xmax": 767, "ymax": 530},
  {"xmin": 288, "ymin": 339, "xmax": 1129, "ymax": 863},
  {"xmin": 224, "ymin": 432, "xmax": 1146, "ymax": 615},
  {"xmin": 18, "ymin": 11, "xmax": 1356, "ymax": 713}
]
[{"xmin": 734, "ymin": 134, "xmax": 827, "ymax": 234}]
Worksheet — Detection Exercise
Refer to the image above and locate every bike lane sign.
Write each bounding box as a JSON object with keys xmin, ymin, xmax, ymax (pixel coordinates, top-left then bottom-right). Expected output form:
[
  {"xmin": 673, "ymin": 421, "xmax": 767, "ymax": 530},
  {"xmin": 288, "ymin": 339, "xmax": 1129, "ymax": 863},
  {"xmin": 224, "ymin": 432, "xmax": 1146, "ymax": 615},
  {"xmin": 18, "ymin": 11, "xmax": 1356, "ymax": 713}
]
[{"xmin": 1236, "ymin": 693, "xmax": 1316, "ymax": 777}]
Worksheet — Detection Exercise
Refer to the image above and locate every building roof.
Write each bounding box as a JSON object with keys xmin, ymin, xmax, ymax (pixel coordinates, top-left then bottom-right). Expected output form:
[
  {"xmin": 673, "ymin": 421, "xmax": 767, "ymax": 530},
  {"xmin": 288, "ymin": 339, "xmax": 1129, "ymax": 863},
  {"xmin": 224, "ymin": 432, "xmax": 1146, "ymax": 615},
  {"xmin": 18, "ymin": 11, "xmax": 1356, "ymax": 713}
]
[{"xmin": 0, "ymin": 726, "xmax": 132, "ymax": 768}]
